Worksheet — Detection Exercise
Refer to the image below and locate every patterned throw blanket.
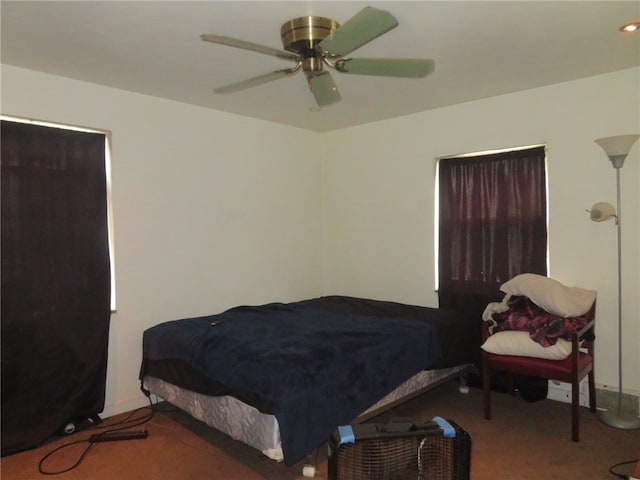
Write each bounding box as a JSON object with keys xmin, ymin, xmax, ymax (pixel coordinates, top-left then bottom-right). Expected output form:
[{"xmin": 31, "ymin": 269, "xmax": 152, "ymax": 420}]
[{"xmin": 491, "ymin": 296, "xmax": 594, "ymax": 347}]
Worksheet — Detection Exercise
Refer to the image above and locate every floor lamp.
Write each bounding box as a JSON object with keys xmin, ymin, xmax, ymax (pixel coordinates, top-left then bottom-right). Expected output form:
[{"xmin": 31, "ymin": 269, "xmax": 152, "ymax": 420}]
[{"xmin": 591, "ymin": 134, "xmax": 640, "ymax": 430}]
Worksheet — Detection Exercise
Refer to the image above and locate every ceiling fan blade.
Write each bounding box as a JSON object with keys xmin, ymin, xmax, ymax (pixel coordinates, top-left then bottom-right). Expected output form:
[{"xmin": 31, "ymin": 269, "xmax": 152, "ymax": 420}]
[
  {"xmin": 318, "ymin": 7, "xmax": 398, "ymax": 57},
  {"xmin": 307, "ymin": 72, "xmax": 341, "ymax": 106},
  {"xmin": 200, "ymin": 34, "xmax": 300, "ymax": 62},
  {"xmin": 214, "ymin": 69, "xmax": 296, "ymax": 94},
  {"xmin": 335, "ymin": 58, "xmax": 435, "ymax": 78}
]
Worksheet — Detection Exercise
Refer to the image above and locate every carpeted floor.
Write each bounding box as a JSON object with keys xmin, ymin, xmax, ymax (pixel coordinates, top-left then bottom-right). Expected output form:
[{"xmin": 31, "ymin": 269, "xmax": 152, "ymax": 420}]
[{"xmin": 2, "ymin": 381, "xmax": 639, "ymax": 479}]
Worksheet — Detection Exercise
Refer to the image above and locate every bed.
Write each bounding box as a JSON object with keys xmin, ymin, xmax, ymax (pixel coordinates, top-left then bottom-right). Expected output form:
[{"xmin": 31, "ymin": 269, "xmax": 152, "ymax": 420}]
[{"xmin": 139, "ymin": 295, "xmax": 480, "ymax": 466}]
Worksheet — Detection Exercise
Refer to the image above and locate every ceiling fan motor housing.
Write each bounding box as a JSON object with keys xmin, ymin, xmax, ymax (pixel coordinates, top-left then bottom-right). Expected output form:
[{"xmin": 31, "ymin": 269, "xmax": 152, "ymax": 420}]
[{"xmin": 280, "ymin": 16, "xmax": 339, "ymax": 72}]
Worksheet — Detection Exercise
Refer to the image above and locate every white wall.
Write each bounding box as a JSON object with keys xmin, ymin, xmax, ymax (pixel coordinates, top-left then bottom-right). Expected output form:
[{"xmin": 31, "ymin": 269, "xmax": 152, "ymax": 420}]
[
  {"xmin": 322, "ymin": 67, "xmax": 640, "ymax": 396},
  {"xmin": 3, "ymin": 64, "xmax": 639, "ymax": 416},
  {"xmin": 1, "ymin": 65, "xmax": 325, "ymax": 416}
]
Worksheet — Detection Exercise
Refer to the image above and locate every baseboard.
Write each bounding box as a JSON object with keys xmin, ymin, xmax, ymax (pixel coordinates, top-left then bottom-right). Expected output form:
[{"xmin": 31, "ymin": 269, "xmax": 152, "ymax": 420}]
[
  {"xmin": 547, "ymin": 380, "xmax": 640, "ymax": 417},
  {"xmin": 101, "ymin": 393, "xmax": 154, "ymax": 419}
]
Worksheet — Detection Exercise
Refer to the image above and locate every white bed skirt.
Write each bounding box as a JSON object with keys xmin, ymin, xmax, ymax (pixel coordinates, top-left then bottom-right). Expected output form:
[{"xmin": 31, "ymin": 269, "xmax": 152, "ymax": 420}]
[{"xmin": 142, "ymin": 364, "xmax": 470, "ymax": 462}]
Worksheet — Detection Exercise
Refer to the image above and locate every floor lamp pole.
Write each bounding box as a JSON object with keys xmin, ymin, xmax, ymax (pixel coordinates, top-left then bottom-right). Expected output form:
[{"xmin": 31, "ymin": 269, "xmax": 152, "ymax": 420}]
[{"xmin": 598, "ymin": 150, "xmax": 640, "ymax": 430}]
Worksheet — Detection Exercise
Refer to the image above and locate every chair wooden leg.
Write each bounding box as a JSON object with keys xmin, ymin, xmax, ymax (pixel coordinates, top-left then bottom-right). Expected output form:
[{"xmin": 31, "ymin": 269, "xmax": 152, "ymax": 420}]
[
  {"xmin": 571, "ymin": 380, "xmax": 579, "ymax": 442},
  {"xmin": 588, "ymin": 370, "xmax": 596, "ymax": 413},
  {"xmin": 483, "ymin": 362, "xmax": 491, "ymax": 420},
  {"xmin": 507, "ymin": 373, "xmax": 516, "ymax": 396}
]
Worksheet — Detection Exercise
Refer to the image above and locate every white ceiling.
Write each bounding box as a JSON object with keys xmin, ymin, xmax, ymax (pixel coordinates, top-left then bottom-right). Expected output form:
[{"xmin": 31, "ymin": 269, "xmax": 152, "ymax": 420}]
[{"xmin": 2, "ymin": 1, "xmax": 639, "ymax": 132}]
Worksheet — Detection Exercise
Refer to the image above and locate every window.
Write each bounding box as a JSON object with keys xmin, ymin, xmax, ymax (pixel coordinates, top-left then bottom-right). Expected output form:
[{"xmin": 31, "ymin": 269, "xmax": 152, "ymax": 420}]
[
  {"xmin": 1, "ymin": 115, "xmax": 116, "ymax": 310},
  {"xmin": 436, "ymin": 145, "xmax": 548, "ymax": 310}
]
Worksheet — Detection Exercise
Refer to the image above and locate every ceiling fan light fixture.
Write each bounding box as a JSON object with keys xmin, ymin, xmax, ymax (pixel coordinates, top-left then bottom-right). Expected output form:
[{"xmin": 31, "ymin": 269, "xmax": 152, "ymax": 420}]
[{"xmin": 301, "ymin": 55, "xmax": 324, "ymax": 73}]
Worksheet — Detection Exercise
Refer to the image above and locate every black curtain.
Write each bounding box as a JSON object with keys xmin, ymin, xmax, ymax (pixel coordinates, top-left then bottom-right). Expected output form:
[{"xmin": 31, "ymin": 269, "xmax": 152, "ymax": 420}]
[
  {"xmin": 1, "ymin": 120, "xmax": 111, "ymax": 456},
  {"xmin": 438, "ymin": 146, "xmax": 547, "ymax": 312}
]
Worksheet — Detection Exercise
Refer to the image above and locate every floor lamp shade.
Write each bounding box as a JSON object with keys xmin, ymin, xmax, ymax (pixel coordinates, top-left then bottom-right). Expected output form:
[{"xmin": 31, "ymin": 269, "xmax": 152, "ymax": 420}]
[
  {"xmin": 594, "ymin": 134, "xmax": 640, "ymax": 168},
  {"xmin": 592, "ymin": 134, "xmax": 640, "ymax": 430}
]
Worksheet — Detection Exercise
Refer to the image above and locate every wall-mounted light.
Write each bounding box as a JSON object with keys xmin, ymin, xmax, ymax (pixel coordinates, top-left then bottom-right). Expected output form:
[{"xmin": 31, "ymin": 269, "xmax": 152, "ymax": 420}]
[{"xmin": 587, "ymin": 202, "xmax": 616, "ymax": 222}]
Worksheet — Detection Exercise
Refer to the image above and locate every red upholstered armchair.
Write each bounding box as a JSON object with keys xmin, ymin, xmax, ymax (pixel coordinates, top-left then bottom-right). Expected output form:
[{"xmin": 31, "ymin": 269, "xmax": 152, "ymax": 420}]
[{"xmin": 482, "ymin": 301, "xmax": 596, "ymax": 442}]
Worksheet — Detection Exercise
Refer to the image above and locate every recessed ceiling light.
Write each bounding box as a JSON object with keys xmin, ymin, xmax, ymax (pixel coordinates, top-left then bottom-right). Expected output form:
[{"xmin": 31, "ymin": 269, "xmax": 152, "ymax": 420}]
[{"xmin": 619, "ymin": 22, "xmax": 640, "ymax": 33}]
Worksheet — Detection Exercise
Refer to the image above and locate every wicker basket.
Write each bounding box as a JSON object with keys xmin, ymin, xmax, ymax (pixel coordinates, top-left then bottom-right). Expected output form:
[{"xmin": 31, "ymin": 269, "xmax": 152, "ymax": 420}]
[{"xmin": 328, "ymin": 417, "xmax": 471, "ymax": 480}]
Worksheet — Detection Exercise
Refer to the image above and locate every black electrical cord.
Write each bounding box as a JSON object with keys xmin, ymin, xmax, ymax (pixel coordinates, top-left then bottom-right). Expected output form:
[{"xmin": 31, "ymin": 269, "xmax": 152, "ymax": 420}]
[
  {"xmin": 38, "ymin": 396, "xmax": 155, "ymax": 475},
  {"xmin": 609, "ymin": 459, "xmax": 638, "ymax": 479},
  {"xmin": 38, "ymin": 440, "xmax": 97, "ymax": 476}
]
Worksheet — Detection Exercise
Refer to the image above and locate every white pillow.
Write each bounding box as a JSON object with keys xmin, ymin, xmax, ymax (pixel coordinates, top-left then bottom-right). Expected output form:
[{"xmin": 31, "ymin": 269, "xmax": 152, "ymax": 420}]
[
  {"xmin": 481, "ymin": 331, "xmax": 572, "ymax": 360},
  {"xmin": 500, "ymin": 273, "xmax": 596, "ymax": 317}
]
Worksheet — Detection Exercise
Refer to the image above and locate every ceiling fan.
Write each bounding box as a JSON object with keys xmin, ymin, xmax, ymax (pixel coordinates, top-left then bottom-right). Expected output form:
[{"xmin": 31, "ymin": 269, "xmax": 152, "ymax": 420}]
[{"xmin": 201, "ymin": 6, "xmax": 435, "ymax": 107}]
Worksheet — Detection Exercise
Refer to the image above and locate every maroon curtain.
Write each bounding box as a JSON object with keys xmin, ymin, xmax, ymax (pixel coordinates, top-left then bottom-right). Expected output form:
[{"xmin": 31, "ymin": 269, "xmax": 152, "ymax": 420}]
[
  {"xmin": 438, "ymin": 146, "xmax": 547, "ymax": 312},
  {"xmin": 1, "ymin": 120, "xmax": 110, "ymax": 456}
]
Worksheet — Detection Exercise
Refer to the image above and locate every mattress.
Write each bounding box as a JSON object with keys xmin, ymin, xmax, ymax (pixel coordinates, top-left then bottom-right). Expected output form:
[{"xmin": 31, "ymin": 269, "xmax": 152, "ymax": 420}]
[
  {"xmin": 142, "ymin": 364, "xmax": 471, "ymax": 462},
  {"xmin": 140, "ymin": 296, "xmax": 480, "ymax": 464}
]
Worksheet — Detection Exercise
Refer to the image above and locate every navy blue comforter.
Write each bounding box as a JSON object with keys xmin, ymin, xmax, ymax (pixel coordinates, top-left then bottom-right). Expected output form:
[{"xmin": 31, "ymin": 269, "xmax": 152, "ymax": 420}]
[{"xmin": 141, "ymin": 297, "xmax": 475, "ymax": 465}]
